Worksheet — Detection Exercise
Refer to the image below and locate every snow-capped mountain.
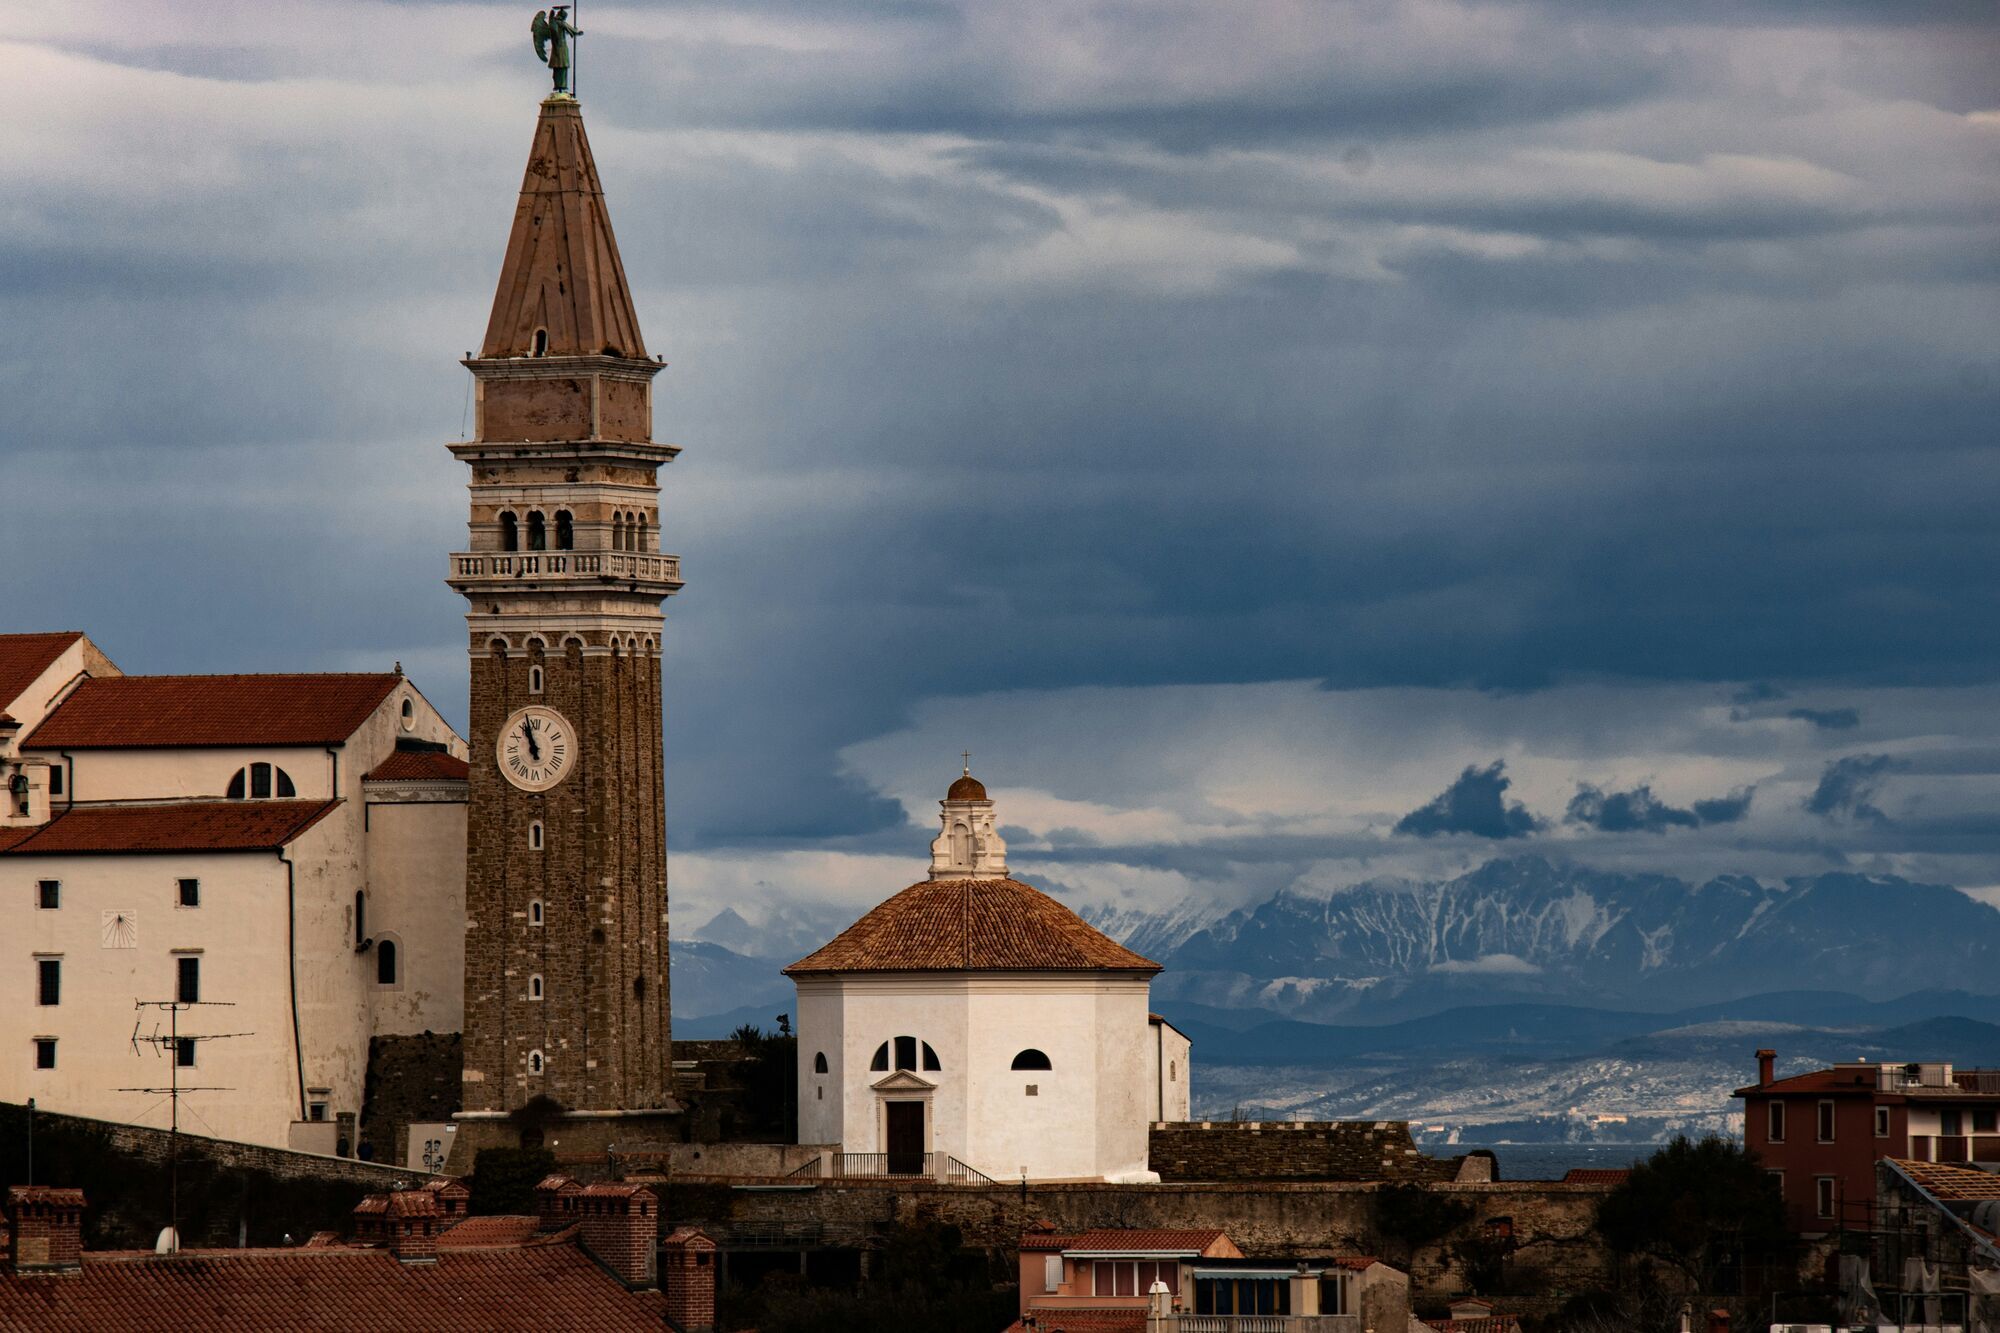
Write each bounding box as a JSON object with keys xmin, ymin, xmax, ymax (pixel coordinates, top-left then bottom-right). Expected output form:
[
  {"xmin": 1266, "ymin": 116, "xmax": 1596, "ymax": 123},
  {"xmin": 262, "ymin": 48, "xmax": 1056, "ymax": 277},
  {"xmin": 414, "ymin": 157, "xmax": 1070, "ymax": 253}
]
[{"xmin": 1120, "ymin": 856, "xmax": 2000, "ymax": 1023}]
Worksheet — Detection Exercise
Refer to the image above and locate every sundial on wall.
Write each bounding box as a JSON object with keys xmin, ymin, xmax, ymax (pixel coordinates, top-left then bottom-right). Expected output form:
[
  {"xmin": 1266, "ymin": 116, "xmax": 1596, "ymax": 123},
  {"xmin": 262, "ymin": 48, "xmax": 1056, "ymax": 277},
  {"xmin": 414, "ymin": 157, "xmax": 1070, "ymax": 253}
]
[{"xmin": 100, "ymin": 909, "xmax": 137, "ymax": 949}]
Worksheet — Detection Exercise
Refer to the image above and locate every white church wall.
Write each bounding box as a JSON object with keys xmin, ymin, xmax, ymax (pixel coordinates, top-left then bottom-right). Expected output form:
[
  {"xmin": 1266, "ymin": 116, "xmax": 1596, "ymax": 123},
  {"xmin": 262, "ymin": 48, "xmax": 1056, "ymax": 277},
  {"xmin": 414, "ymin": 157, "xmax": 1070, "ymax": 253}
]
[
  {"xmin": 67, "ymin": 745, "xmax": 336, "ymax": 804},
  {"xmin": 794, "ymin": 979, "xmax": 845, "ymax": 1147},
  {"xmin": 0, "ymin": 848, "xmax": 303, "ymax": 1148},
  {"xmin": 362, "ymin": 797, "xmax": 466, "ymax": 1036},
  {"xmin": 962, "ymin": 977, "xmax": 1109, "ymax": 1182},
  {"xmin": 1147, "ymin": 1019, "xmax": 1193, "ymax": 1123},
  {"xmin": 288, "ymin": 803, "xmax": 375, "ymax": 1146},
  {"xmin": 1093, "ymin": 983, "xmax": 1155, "ymax": 1177},
  {"xmin": 831, "ymin": 978, "xmax": 971, "ymax": 1162}
]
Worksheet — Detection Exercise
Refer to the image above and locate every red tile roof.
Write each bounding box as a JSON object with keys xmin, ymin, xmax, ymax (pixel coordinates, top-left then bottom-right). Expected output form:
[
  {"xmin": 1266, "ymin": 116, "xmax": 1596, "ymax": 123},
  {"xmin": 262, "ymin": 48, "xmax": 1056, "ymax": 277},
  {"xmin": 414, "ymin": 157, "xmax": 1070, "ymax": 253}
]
[
  {"xmin": 1561, "ymin": 1168, "xmax": 1632, "ymax": 1186},
  {"xmin": 785, "ymin": 878, "xmax": 1160, "ymax": 976},
  {"xmin": 0, "ymin": 801, "xmax": 340, "ymax": 856},
  {"xmin": 437, "ymin": 1215, "xmax": 541, "ymax": 1250},
  {"xmin": 23, "ymin": 674, "xmax": 401, "ymax": 749},
  {"xmin": 1010, "ymin": 1312, "xmax": 1148, "ymax": 1333},
  {"xmin": 0, "ymin": 1243, "xmax": 669, "ymax": 1332},
  {"xmin": 364, "ymin": 750, "xmax": 470, "ymax": 782},
  {"xmin": 0, "ymin": 632, "xmax": 83, "ymax": 712},
  {"xmin": 1061, "ymin": 1229, "xmax": 1233, "ymax": 1256}
]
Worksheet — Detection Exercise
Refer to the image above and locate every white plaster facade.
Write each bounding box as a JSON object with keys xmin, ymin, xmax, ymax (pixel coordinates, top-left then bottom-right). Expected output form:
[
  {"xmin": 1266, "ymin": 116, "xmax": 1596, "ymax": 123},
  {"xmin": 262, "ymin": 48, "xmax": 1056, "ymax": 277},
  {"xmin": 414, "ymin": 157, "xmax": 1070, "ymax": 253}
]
[
  {"xmin": 0, "ymin": 634, "xmax": 468, "ymax": 1153},
  {"xmin": 791, "ymin": 775, "xmax": 1189, "ymax": 1182}
]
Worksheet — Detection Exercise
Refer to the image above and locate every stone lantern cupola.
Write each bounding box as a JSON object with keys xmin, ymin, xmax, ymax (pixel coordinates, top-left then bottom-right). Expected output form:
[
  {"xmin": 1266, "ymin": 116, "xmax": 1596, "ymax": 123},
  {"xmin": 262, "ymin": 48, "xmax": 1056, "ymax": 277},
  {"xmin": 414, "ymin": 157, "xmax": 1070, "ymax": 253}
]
[{"xmin": 929, "ymin": 764, "xmax": 1008, "ymax": 880}]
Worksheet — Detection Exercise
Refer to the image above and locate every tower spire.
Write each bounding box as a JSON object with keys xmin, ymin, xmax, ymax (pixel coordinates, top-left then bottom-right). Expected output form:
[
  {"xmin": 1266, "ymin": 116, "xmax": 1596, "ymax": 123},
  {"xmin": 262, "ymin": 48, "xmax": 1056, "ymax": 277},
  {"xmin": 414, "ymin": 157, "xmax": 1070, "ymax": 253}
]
[{"xmin": 482, "ymin": 98, "xmax": 646, "ymax": 360}]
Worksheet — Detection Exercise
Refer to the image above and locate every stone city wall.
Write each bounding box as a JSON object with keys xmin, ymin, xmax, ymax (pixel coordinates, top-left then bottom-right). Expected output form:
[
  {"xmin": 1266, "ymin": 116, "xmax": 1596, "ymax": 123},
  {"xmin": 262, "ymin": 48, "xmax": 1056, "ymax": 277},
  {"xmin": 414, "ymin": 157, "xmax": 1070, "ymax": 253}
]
[{"xmin": 1148, "ymin": 1119, "xmax": 1460, "ymax": 1183}]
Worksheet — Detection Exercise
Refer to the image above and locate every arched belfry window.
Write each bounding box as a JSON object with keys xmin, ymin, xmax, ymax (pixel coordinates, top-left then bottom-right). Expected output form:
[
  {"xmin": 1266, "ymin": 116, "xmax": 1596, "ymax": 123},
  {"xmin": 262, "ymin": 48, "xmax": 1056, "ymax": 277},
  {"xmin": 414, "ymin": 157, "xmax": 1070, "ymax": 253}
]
[
  {"xmin": 950, "ymin": 821, "xmax": 970, "ymax": 865},
  {"xmin": 531, "ymin": 328, "xmax": 548, "ymax": 357},
  {"xmin": 499, "ymin": 512, "xmax": 519, "ymax": 552},
  {"xmin": 814, "ymin": 1051, "xmax": 828, "ymax": 1074},
  {"xmin": 636, "ymin": 514, "xmax": 649, "ymax": 552},
  {"xmin": 1012, "ymin": 1049, "xmax": 1052, "ymax": 1070},
  {"xmin": 612, "ymin": 513, "xmax": 625, "ymax": 551},
  {"xmin": 555, "ymin": 511, "xmax": 574, "ymax": 551},
  {"xmin": 527, "ymin": 511, "xmax": 547, "ymax": 552}
]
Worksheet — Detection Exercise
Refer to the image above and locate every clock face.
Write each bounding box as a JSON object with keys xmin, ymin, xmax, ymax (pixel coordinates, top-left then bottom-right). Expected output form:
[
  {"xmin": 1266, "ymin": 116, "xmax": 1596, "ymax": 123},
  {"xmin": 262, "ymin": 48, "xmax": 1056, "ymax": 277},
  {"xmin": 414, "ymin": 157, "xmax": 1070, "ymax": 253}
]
[{"xmin": 497, "ymin": 706, "xmax": 575, "ymax": 791}]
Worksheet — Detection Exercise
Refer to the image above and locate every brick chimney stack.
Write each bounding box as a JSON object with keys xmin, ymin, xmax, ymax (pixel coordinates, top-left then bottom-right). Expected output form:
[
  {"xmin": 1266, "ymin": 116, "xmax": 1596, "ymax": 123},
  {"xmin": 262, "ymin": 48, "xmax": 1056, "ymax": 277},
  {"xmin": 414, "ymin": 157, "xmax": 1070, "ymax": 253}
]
[
  {"xmin": 6, "ymin": 1186, "xmax": 84, "ymax": 1274},
  {"xmin": 422, "ymin": 1178, "xmax": 471, "ymax": 1222},
  {"xmin": 383, "ymin": 1191, "xmax": 440, "ymax": 1264},
  {"xmin": 1757, "ymin": 1048, "xmax": 1776, "ymax": 1086},
  {"xmin": 535, "ymin": 1174, "xmax": 581, "ymax": 1233},
  {"xmin": 661, "ymin": 1227, "xmax": 718, "ymax": 1331},
  {"xmin": 576, "ymin": 1183, "xmax": 658, "ymax": 1289}
]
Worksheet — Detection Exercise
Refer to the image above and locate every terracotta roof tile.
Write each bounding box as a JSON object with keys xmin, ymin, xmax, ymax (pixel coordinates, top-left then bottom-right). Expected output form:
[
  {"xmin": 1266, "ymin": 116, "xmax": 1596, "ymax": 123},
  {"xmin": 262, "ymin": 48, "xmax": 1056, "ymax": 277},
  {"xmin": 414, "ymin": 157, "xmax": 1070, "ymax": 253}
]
[
  {"xmin": 438, "ymin": 1216, "xmax": 540, "ymax": 1250},
  {"xmin": 0, "ymin": 801, "xmax": 340, "ymax": 856},
  {"xmin": 24, "ymin": 674, "xmax": 401, "ymax": 749},
  {"xmin": 785, "ymin": 878, "xmax": 1160, "ymax": 976},
  {"xmin": 1019, "ymin": 1232, "xmax": 1080, "ymax": 1253},
  {"xmin": 1010, "ymin": 1312, "xmax": 1149, "ymax": 1333},
  {"xmin": 0, "ymin": 632, "xmax": 83, "ymax": 712},
  {"xmin": 1062, "ymin": 1229, "xmax": 1231, "ymax": 1255},
  {"xmin": 1561, "ymin": 1168, "xmax": 1632, "ymax": 1185},
  {"xmin": 0, "ymin": 1242, "xmax": 670, "ymax": 1332},
  {"xmin": 363, "ymin": 751, "xmax": 470, "ymax": 782}
]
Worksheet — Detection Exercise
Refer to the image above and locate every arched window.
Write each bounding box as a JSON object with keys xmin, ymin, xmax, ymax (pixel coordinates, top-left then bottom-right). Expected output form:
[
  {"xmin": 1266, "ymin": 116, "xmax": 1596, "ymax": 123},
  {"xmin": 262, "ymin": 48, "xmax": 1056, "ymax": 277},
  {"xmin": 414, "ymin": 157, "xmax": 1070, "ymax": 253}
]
[
  {"xmin": 529, "ymin": 898, "xmax": 544, "ymax": 926},
  {"xmin": 229, "ymin": 764, "xmax": 296, "ymax": 800},
  {"xmin": 529, "ymin": 821, "xmax": 544, "ymax": 850},
  {"xmin": 528, "ymin": 665, "xmax": 544, "ymax": 695},
  {"xmin": 813, "ymin": 1051, "xmax": 829, "ymax": 1074},
  {"xmin": 376, "ymin": 939, "xmax": 398, "ymax": 985},
  {"xmin": 499, "ymin": 512, "xmax": 519, "ymax": 552},
  {"xmin": 635, "ymin": 514, "xmax": 649, "ymax": 552},
  {"xmin": 531, "ymin": 328, "xmax": 548, "ymax": 358},
  {"xmin": 529, "ymin": 974, "xmax": 543, "ymax": 1000},
  {"xmin": 922, "ymin": 1042, "xmax": 941, "ymax": 1071},
  {"xmin": 894, "ymin": 1035, "xmax": 917, "ymax": 1071},
  {"xmin": 528, "ymin": 1050, "xmax": 545, "ymax": 1075},
  {"xmin": 950, "ymin": 821, "xmax": 970, "ymax": 865},
  {"xmin": 527, "ymin": 511, "xmax": 547, "ymax": 552},
  {"xmin": 400, "ymin": 698, "xmax": 415, "ymax": 731},
  {"xmin": 612, "ymin": 513, "xmax": 625, "ymax": 551},
  {"xmin": 1011, "ymin": 1049, "xmax": 1052, "ymax": 1070},
  {"xmin": 870, "ymin": 1043, "xmax": 888, "ymax": 1072},
  {"xmin": 555, "ymin": 511, "xmax": 574, "ymax": 551},
  {"xmin": 354, "ymin": 891, "xmax": 366, "ymax": 945}
]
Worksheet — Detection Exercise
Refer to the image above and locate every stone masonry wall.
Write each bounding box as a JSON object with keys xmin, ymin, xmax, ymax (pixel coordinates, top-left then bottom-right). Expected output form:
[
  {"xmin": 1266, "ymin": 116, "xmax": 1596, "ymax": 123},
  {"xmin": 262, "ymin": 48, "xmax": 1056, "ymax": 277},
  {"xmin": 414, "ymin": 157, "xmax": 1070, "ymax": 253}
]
[
  {"xmin": 362, "ymin": 1032, "xmax": 463, "ymax": 1167},
  {"xmin": 1149, "ymin": 1120, "xmax": 1454, "ymax": 1182}
]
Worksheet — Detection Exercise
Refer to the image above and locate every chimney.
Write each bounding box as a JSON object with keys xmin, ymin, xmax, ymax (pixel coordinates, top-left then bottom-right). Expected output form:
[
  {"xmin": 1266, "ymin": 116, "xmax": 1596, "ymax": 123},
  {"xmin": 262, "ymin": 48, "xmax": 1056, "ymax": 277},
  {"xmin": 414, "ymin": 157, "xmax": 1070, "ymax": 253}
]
[
  {"xmin": 383, "ymin": 1191, "xmax": 440, "ymax": 1264},
  {"xmin": 661, "ymin": 1227, "xmax": 719, "ymax": 1330},
  {"xmin": 6, "ymin": 1186, "xmax": 84, "ymax": 1274},
  {"xmin": 535, "ymin": 1173, "xmax": 580, "ymax": 1233},
  {"xmin": 352, "ymin": 1193, "xmax": 389, "ymax": 1243},
  {"xmin": 423, "ymin": 1178, "xmax": 471, "ymax": 1222},
  {"xmin": 576, "ymin": 1183, "xmax": 658, "ymax": 1289},
  {"xmin": 1756, "ymin": 1049, "xmax": 1776, "ymax": 1087}
]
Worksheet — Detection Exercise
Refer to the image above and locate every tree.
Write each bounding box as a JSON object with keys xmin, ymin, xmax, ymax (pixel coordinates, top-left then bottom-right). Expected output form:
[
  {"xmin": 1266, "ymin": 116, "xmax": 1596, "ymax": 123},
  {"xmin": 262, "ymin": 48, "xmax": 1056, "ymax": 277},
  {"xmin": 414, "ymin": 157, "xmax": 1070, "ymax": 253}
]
[
  {"xmin": 1374, "ymin": 1184, "xmax": 1474, "ymax": 1265},
  {"xmin": 1596, "ymin": 1136, "xmax": 1798, "ymax": 1312}
]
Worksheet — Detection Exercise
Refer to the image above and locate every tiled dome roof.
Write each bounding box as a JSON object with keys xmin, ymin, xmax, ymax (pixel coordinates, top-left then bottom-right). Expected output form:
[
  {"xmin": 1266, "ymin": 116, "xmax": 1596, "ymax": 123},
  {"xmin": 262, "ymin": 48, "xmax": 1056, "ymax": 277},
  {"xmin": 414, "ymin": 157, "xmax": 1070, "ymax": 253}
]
[
  {"xmin": 946, "ymin": 773, "xmax": 987, "ymax": 800},
  {"xmin": 784, "ymin": 878, "xmax": 1160, "ymax": 976}
]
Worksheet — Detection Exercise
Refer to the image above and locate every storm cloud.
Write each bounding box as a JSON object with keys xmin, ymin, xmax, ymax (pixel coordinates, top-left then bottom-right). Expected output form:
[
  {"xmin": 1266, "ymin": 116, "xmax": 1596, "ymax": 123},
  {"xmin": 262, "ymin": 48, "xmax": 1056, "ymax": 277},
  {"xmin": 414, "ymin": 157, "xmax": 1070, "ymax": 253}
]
[
  {"xmin": 1395, "ymin": 762, "xmax": 1542, "ymax": 840},
  {"xmin": 1806, "ymin": 754, "xmax": 1907, "ymax": 825}
]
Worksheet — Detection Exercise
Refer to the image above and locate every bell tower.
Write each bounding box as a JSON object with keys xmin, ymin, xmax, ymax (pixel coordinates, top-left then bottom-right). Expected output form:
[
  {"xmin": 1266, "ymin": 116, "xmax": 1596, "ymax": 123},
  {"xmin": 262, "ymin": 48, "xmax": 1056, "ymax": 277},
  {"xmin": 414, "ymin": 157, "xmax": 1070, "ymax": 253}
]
[{"xmin": 448, "ymin": 94, "xmax": 680, "ymax": 1137}]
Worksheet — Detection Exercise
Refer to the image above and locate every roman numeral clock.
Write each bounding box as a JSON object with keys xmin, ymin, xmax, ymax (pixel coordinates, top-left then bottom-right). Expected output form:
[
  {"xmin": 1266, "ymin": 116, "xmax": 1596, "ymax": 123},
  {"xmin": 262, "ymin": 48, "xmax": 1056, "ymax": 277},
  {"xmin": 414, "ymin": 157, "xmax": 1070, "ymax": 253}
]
[{"xmin": 498, "ymin": 706, "xmax": 572, "ymax": 791}]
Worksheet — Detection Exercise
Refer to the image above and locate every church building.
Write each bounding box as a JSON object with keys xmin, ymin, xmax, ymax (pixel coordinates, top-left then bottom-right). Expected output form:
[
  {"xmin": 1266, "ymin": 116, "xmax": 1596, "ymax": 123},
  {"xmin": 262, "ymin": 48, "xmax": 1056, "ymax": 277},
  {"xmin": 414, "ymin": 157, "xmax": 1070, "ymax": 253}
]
[
  {"xmin": 787, "ymin": 771, "xmax": 1192, "ymax": 1182},
  {"xmin": 0, "ymin": 631, "xmax": 467, "ymax": 1154}
]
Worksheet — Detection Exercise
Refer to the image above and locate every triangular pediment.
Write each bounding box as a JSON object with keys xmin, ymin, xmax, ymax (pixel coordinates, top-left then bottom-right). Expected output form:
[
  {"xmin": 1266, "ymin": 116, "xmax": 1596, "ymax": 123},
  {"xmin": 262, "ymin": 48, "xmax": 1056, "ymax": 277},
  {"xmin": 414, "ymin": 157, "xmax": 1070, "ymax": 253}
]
[{"xmin": 870, "ymin": 1070, "xmax": 936, "ymax": 1093}]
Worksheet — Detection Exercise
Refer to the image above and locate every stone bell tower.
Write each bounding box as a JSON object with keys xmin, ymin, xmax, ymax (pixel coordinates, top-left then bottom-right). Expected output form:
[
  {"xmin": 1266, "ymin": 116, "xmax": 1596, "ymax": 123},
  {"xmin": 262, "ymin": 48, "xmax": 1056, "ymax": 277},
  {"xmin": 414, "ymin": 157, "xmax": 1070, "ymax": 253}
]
[{"xmin": 447, "ymin": 94, "xmax": 680, "ymax": 1141}]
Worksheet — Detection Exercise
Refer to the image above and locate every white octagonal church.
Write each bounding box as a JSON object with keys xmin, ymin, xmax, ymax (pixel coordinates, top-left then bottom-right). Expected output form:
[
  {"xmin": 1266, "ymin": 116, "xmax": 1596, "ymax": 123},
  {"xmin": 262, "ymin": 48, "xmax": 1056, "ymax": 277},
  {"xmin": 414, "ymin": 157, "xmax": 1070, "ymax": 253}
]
[{"xmin": 787, "ymin": 771, "xmax": 1191, "ymax": 1183}]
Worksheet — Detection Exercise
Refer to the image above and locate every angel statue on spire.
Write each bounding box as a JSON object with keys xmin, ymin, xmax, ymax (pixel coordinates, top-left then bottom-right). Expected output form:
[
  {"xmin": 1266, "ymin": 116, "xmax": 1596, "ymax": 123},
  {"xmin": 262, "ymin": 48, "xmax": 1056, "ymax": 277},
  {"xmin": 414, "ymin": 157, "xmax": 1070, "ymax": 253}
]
[{"xmin": 531, "ymin": 7, "xmax": 582, "ymax": 95}]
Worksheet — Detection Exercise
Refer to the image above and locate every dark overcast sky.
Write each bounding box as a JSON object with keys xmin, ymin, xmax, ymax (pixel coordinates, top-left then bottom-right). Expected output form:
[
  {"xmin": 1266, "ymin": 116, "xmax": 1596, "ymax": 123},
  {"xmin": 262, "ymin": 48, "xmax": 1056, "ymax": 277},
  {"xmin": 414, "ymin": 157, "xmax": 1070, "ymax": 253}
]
[{"xmin": 9, "ymin": 1, "xmax": 2000, "ymax": 932}]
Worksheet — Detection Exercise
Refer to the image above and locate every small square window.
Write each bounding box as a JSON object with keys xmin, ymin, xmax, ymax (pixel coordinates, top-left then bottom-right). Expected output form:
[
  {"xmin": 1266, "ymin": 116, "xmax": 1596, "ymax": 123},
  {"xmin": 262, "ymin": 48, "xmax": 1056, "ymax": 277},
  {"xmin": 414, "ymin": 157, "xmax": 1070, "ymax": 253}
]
[
  {"xmin": 34, "ymin": 1039, "xmax": 56, "ymax": 1070},
  {"xmin": 308, "ymin": 1101, "xmax": 328, "ymax": 1122},
  {"xmin": 37, "ymin": 880, "xmax": 59, "ymax": 910},
  {"xmin": 1025, "ymin": 1084, "xmax": 1039, "ymax": 1097},
  {"xmin": 178, "ymin": 879, "xmax": 200, "ymax": 908},
  {"xmin": 176, "ymin": 1037, "xmax": 196, "ymax": 1068}
]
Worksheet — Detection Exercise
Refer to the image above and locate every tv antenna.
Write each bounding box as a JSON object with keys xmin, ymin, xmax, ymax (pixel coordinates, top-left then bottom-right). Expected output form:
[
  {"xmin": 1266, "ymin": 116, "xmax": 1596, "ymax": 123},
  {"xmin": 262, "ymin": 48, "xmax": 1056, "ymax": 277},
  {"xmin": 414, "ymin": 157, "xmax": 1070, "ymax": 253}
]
[{"xmin": 118, "ymin": 999, "xmax": 252, "ymax": 1254}]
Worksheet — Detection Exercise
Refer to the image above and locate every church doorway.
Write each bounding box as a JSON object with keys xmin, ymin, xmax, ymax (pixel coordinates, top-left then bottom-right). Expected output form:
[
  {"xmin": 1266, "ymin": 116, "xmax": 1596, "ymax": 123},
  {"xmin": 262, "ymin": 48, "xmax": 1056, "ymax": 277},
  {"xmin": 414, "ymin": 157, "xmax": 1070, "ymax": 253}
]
[{"xmin": 886, "ymin": 1101, "xmax": 925, "ymax": 1175}]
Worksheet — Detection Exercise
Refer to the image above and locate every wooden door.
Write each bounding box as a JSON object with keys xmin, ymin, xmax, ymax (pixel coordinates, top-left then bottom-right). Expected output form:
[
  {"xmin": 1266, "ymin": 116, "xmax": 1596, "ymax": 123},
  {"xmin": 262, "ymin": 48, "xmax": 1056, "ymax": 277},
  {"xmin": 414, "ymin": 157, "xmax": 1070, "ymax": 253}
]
[{"xmin": 886, "ymin": 1101, "xmax": 925, "ymax": 1175}]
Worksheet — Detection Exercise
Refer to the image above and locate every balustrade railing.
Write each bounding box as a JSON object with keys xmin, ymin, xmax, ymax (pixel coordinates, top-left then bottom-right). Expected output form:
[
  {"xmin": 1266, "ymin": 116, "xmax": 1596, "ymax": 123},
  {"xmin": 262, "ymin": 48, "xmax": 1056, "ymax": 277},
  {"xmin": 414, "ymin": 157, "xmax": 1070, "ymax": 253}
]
[
  {"xmin": 808, "ymin": 1152, "xmax": 996, "ymax": 1184},
  {"xmin": 449, "ymin": 551, "xmax": 682, "ymax": 583},
  {"xmin": 1171, "ymin": 1317, "xmax": 1358, "ymax": 1332}
]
